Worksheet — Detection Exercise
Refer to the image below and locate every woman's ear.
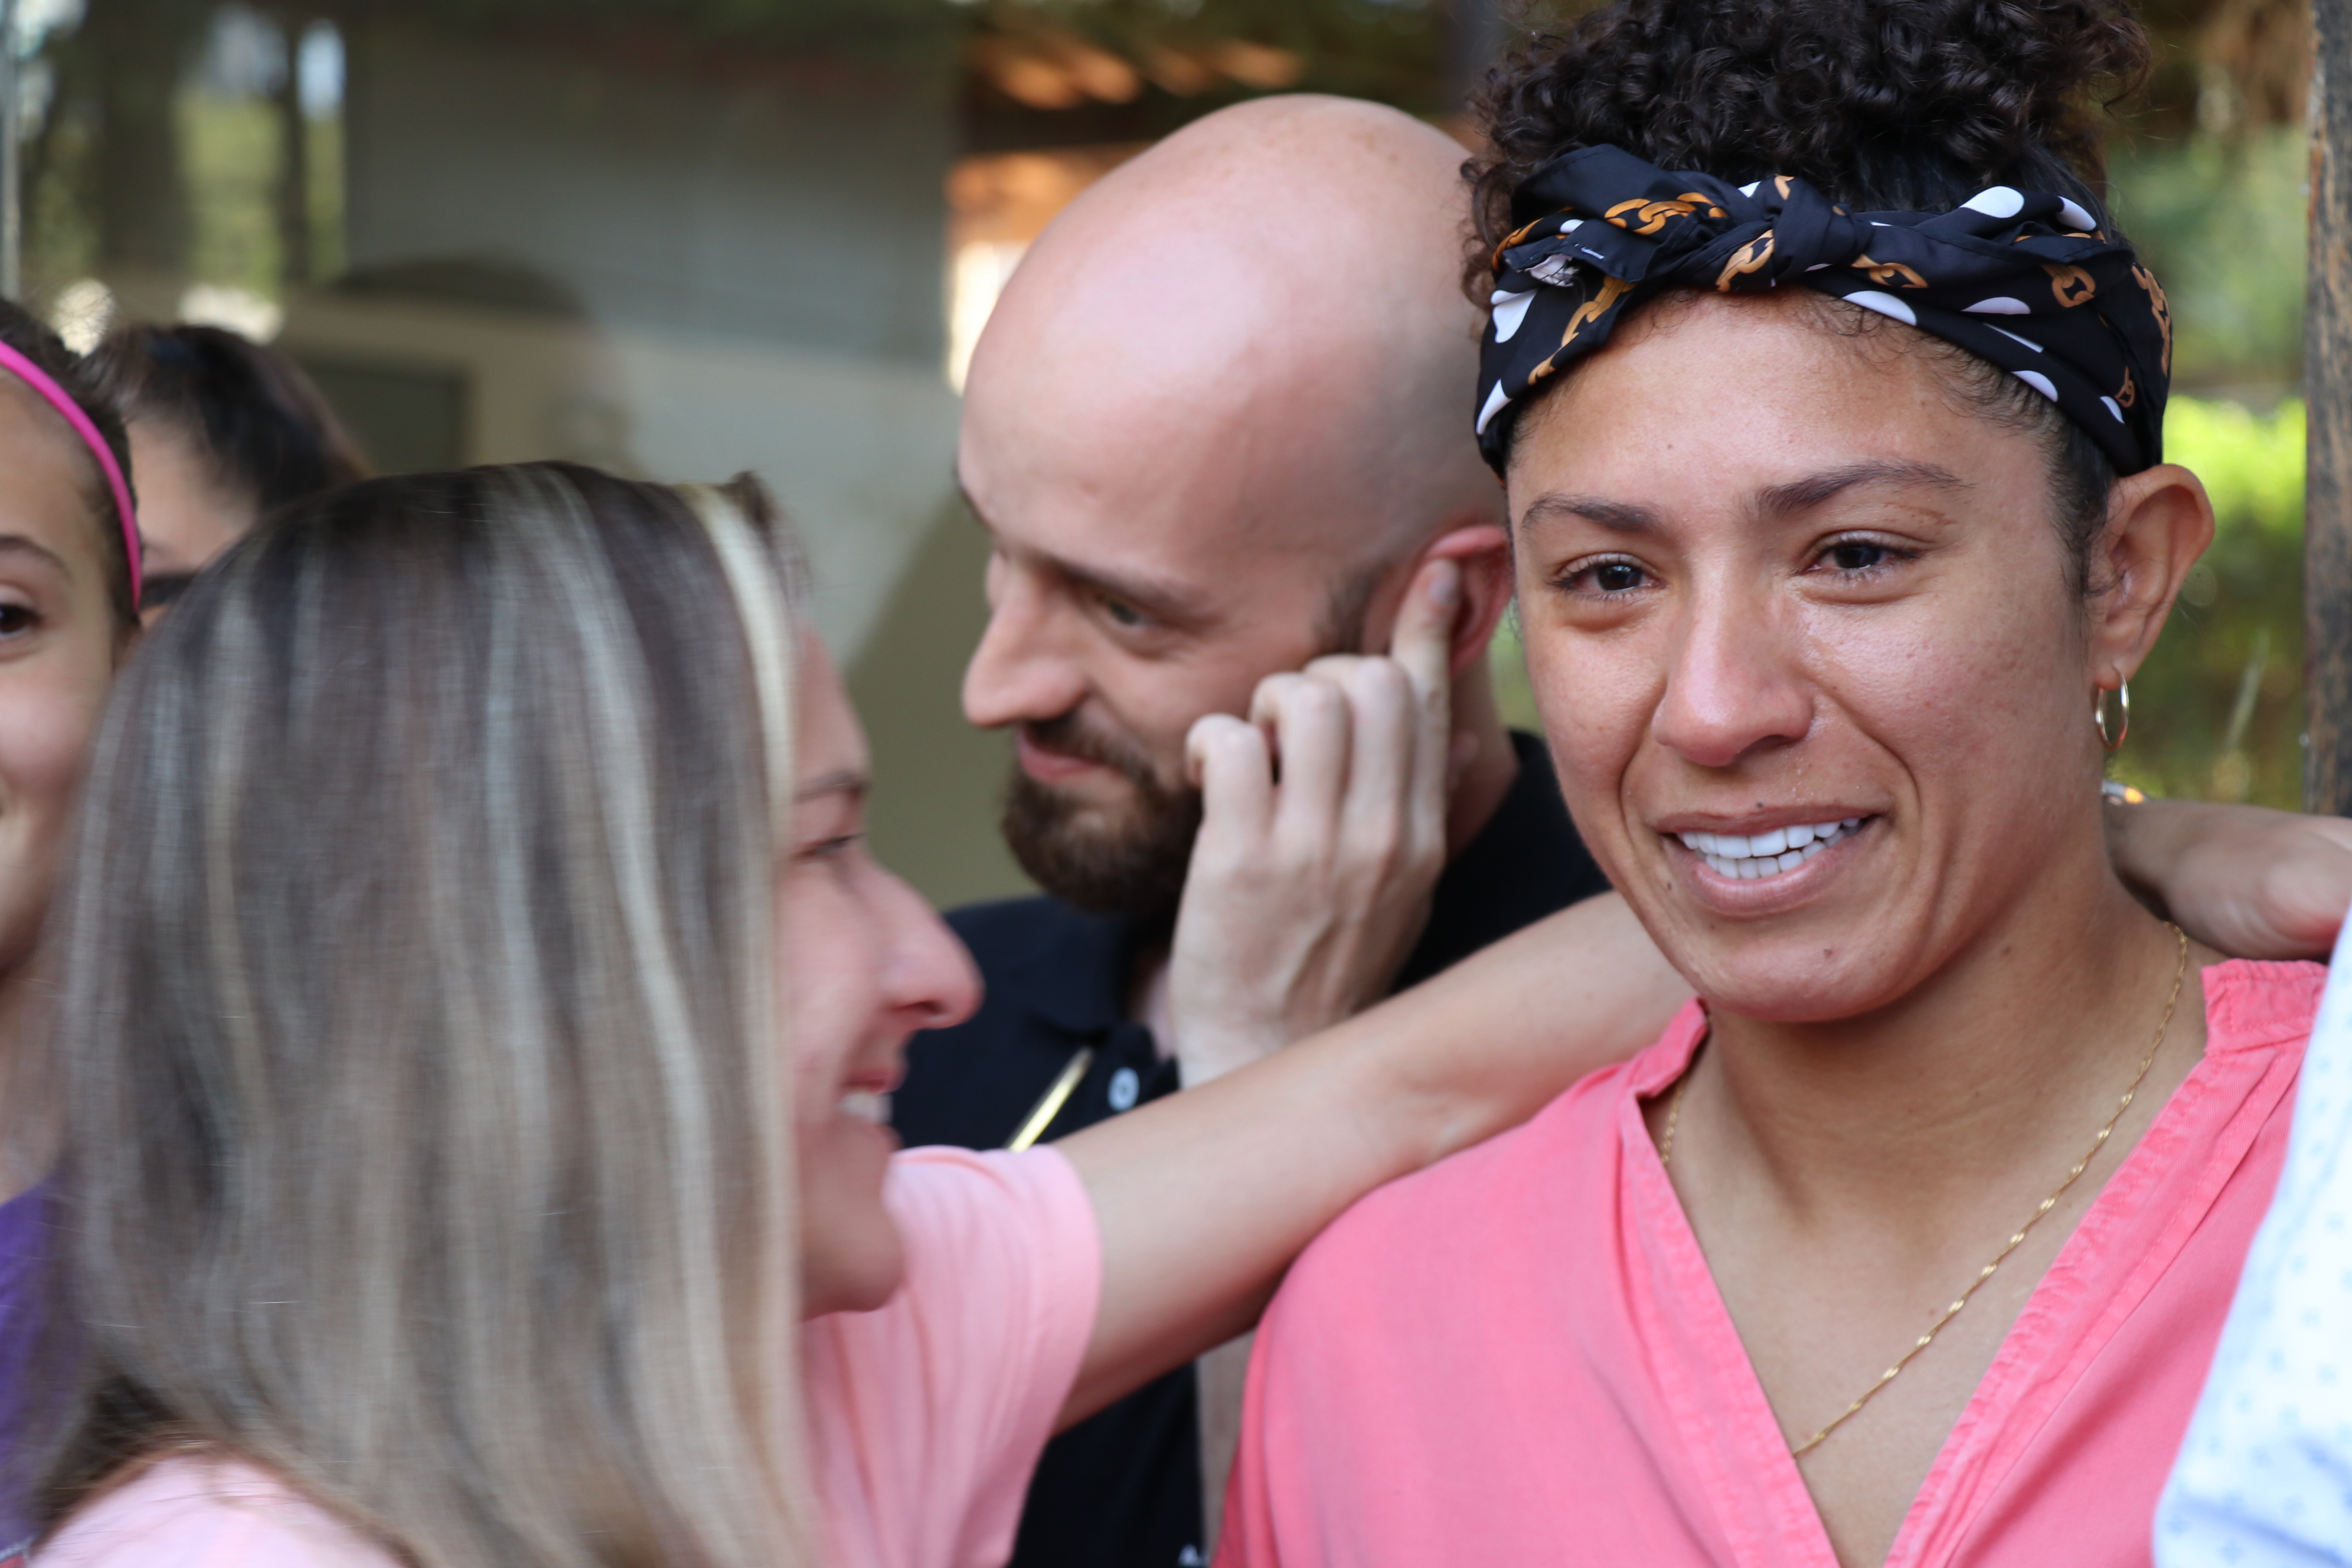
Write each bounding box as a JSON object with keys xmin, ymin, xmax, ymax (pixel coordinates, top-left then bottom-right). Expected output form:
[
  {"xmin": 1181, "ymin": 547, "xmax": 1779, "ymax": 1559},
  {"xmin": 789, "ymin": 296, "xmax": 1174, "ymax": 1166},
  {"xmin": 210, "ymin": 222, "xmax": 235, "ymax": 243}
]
[
  {"xmin": 1414, "ymin": 524, "xmax": 1514, "ymax": 679},
  {"xmin": 2091, "ymin": 462, "xmax": 2216, "ymax": 687}
]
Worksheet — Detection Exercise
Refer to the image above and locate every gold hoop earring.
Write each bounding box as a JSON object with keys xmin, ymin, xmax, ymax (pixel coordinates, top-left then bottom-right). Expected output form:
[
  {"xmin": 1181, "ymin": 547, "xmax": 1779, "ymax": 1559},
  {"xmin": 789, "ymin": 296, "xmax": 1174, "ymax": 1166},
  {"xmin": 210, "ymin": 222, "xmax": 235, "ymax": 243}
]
[{"xmin": 2094, "ymin": 680, "xmax": 2129, "ymax": 752}]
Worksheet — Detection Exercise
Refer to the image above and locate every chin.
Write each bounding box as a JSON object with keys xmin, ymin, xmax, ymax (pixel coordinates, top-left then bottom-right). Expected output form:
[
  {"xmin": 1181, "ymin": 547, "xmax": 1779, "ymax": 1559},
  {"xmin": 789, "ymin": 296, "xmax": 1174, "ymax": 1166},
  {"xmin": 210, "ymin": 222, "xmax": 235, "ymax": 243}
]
[
  {"xmin": 798, "ymin": 1120, "xmax": 909, "ymax": 1317},
  {"xmin": 1655, "ymin": 912, "xmax": 1910, "ymax": 1025},
  {"xmin": 803, "ymin": 1216, "xmax": 907, "ymax": 1318},
  {"xmin": 1676, "ymin": 937, "xmax": 1914, "ymax": 1024}
]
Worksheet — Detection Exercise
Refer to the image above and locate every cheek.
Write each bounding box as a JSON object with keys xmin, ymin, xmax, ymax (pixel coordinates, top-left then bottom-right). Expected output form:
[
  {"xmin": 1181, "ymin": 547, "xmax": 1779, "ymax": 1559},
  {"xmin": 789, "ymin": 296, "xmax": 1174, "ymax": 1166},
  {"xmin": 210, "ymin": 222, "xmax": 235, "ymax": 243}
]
[
  {"xmin": 1524, "ymin": 615, "xmax": 1666, "ymax": 827},
  {"xmin": 0, "ymin": 664, "xmax": 110, "ymax": 965},
  {"xmin": 1097, "ymin": 648, "xmax": 1268, "ymax": 781},
  {"xmin": 777, "ymin": 878, "xmax": 876, "ymax": 1110},
  {"xmin": 1805, "ymin": 576, "xmax": 2088, "ymax": 788},
  {"xmin": 0, "ymin": 667, "xmax": 107, "ymax": 825},
  {"xmin": 780, "ymin": 877, "xmax": 907, "ymax": 1314}
]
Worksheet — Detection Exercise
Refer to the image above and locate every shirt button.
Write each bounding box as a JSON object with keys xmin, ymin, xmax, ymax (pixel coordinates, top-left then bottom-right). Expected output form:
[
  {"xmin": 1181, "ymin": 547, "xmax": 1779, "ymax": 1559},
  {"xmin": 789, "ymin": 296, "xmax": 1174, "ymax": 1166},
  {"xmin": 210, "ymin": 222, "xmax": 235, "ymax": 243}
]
[{"xmin": 1108, "ymin": 1066, "xmax": 1141, "ymax": 1112}]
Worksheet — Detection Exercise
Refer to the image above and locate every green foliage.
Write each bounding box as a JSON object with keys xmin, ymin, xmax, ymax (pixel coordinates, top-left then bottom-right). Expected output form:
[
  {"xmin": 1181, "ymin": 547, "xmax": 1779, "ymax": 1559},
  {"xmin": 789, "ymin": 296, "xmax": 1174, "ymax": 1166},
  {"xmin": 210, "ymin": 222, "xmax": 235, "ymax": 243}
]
[
  {"xmin": 1491, "ymin": 604, "xmax": 1540, "ymax": 735},
  {"xmin": 2171, "ymin": 395, "xmax": 2305, "ymax": 536},
  {"xmin": 1489, "ymin": 397, "xmax": 2314, "ymax": 811},
  {"xmin": 180, "ymin": 93, "xmax": 279, "ymax": 299},
  {"xmin": 2108, "ymin": 127, "xmax": 2308, "ymax": 390},
  {"xmin": 2118, "ymin": 396, "xmax": 2307, "ymax": 808}
]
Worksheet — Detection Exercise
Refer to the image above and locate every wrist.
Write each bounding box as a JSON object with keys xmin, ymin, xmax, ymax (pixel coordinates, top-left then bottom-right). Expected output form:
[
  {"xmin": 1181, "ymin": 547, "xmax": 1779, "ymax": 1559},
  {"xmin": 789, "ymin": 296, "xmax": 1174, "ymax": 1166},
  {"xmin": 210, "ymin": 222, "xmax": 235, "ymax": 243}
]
[{"xmin": 1170, "ymin": 1016, "xmax": 1291, "ymax": 1087}]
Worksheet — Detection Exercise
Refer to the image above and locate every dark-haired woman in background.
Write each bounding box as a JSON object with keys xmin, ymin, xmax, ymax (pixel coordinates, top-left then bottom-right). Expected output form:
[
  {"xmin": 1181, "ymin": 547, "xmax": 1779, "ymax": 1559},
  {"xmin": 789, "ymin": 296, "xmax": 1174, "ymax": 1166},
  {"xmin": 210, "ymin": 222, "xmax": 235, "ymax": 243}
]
[
  {"xmin": 1222, "ymin": 4, "xmax": 2308, "ymax": 1566},
  {"xmin": 87, "ymin": 324, "xmax": 367, "ymax": 617}
]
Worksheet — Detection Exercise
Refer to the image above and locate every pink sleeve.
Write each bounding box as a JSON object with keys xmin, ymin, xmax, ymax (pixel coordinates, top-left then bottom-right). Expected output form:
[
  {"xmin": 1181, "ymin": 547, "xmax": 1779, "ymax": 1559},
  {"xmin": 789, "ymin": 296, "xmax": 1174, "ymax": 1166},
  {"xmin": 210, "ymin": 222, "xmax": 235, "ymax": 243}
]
[
  {"xmin": 803, "ymin": 1144, "xmax": 1103, "ymax": 1568},
  {"xmin": 37, "ymin": 1459, "xmax": 398, "ymax": 1568}
]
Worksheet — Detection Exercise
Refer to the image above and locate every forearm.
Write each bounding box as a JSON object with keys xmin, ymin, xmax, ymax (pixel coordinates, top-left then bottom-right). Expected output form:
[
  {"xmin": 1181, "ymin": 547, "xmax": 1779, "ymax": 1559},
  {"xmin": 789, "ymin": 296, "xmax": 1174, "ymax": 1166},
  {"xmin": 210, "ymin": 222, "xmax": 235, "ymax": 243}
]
[
  {"xmin": 1357, "ymin": 892, "xmax": 1690, "ymax": 1172},
  {"xmin": 1055, "ymin": 892, "xmax": 1687, "ymax": 1424},
  {"xmin": 2103, "ymin": 796, "xmax": 2194, "ymax": 917},
  {"xmin": 2108, "ymin": 796, "xmax": 2352, "ymax": 959}
]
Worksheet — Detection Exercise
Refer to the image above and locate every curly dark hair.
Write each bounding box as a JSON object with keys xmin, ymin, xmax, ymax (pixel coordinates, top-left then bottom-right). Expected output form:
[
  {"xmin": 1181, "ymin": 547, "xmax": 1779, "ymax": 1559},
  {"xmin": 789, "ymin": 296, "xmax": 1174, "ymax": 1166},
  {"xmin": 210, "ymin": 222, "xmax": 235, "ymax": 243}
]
[
  {"xmin": 1469, "ymin": 0, "xmax": 2150, "ymax": 272},
  {"xmin": 1466, "ymin": 0, "xmax": 2153, "ymax": 594}
]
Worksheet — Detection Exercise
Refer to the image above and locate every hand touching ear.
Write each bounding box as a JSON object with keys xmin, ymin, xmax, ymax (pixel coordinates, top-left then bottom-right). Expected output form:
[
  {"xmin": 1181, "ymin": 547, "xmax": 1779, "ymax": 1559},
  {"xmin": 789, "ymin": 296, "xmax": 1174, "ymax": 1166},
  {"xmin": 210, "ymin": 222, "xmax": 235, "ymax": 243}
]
[{"xmin": 1166, "ymin": 557, "xmax": 1462, "ymax": 1083}]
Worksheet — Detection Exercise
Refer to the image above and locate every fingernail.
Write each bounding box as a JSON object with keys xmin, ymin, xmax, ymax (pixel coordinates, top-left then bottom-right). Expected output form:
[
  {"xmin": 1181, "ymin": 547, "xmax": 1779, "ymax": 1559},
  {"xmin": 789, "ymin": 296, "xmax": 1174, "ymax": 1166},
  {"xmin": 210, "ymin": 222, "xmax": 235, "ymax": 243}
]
[{"xmin": 1427, "ymin": 561, "xmax": 1461, "ymax": 610}]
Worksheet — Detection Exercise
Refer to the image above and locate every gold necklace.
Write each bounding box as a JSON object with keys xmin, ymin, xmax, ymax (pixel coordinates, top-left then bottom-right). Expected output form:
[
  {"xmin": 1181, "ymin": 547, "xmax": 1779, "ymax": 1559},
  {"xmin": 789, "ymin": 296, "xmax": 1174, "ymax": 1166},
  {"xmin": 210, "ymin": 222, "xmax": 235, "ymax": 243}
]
[{"xmin": 1658, "ymin": 922, "xmax": 2190, "ymax": 1458}]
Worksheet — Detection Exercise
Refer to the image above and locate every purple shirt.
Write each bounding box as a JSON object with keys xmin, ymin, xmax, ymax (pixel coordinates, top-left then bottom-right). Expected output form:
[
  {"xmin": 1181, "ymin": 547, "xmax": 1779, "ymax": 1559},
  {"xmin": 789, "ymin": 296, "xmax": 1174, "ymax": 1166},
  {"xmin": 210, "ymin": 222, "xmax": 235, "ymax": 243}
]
[{"xmin": 0, "ymin": 1180, "xmax": 50, "ymax": 1552}]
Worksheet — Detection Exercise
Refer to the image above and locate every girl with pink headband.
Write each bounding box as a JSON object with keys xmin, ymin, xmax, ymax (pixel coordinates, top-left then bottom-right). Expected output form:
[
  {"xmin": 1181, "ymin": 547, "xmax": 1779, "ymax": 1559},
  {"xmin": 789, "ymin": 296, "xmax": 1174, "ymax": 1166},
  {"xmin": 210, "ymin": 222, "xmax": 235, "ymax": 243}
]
[{"xmin": 0, "ymin": 296, "xmax": 141, "ymax": 1554}]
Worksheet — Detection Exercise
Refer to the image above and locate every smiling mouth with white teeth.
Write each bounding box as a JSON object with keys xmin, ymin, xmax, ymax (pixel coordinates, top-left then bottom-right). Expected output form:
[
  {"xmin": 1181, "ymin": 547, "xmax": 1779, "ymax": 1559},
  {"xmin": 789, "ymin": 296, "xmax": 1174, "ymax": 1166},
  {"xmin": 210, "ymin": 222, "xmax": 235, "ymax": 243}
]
[
  {"xmin": 839, "ymin": 1090, "xmax": 891, "ymax": 1125},
  {"xmin": 1675, "ymin": 817, "xmax": 1868, "ymax": 881}
]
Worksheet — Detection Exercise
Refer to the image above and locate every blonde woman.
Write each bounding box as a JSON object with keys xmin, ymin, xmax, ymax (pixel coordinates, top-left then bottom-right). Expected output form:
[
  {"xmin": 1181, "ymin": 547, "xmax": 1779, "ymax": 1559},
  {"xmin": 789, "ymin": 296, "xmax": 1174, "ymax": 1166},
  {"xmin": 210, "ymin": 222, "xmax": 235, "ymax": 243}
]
[{"xmin": 18, "ymin": 462, "xmax": 1690, "ymax": 1568}]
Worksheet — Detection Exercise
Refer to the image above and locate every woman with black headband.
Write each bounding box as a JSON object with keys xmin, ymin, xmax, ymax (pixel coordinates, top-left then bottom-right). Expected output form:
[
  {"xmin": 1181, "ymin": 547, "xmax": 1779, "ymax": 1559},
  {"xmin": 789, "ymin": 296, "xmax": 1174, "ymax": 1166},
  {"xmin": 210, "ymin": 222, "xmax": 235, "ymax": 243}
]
[{"xmin": 1222, "ymin": 4, "xmax": 2298, "ymax": 1565}]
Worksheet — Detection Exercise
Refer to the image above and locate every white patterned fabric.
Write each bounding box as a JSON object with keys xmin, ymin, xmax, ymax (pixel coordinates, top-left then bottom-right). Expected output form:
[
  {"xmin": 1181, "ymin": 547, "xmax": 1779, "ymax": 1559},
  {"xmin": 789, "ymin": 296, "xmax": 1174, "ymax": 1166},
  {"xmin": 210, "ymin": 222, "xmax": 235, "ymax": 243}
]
[{"xmin": 2157, "ymin": 909, "xmax": 2352, "ymax": 1566}]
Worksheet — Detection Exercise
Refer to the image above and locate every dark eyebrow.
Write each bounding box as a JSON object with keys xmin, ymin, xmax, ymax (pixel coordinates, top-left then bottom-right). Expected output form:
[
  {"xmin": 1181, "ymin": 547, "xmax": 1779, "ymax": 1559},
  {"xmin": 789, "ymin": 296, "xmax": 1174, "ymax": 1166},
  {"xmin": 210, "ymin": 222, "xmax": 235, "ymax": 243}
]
[
  {"xmin": 1755, "ymin": 459, "xmax": 1967, "ymax": 517},
  {"xmin": 795, "ymin": 769, "xmax": 870, "ymax": 804},
  {"xmin": 0, "ymin": 534, "xmax": 72, "ymax": 577},
  {"xmin": 956, "ymin": 480, "xmax": 1216, "ymax": 626},
  {"xmin": 1516, "ymin": 459, "xmax": 1966, "ymax": 538},
  {"xmin": 1517, "ymin": 494, "xmax": 1662, "ymax": 535}
]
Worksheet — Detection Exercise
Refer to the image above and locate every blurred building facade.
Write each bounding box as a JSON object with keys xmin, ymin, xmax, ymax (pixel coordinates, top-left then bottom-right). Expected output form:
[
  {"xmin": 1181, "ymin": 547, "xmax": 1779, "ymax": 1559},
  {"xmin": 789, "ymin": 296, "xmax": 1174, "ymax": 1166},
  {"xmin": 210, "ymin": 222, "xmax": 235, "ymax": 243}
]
[
  {"xmin": 2, "ymin": 0, "xmax": 1483, "ymax": 904},
  {"xmin": 2, "ymin": 0, "xmax": 2322, "ymax": 904}
]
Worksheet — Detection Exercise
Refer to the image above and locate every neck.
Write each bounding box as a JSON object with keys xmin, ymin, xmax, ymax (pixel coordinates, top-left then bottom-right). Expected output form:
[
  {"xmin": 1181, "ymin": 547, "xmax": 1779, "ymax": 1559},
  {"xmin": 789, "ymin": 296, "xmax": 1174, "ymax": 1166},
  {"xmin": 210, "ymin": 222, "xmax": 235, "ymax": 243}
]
[{"xmin": 1695, "ymin": 836, "xmax": 2201, "ymax": 1220}]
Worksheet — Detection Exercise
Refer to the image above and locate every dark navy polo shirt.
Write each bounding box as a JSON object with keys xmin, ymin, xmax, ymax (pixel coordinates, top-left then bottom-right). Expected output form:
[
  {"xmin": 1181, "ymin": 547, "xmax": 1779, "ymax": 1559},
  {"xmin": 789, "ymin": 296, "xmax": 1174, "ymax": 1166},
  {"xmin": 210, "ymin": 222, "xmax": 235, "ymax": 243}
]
[{"xmin": 891, "ymin": 731, "xmax": 1611, "ymax": 1568}]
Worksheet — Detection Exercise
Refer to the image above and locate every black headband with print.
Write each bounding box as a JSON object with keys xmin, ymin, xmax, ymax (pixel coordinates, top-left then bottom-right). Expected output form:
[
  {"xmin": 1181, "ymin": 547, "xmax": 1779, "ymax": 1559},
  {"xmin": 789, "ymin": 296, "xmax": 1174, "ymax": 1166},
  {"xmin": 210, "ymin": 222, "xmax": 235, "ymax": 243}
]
[{"xmin": 1476, "ymin": 145, "xmax": 2173, "ymax": 477}]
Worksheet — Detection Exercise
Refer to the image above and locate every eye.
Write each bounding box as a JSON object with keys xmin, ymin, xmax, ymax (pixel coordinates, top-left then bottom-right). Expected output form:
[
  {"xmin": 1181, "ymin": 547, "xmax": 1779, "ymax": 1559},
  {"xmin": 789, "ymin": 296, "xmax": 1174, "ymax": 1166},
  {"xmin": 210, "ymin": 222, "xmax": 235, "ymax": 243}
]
[
  {"xmin": 0, "ymin": 603, "xmax": 41, "ymax": 638},
  {"xmin": 799, "ymin": 832, "xmax": 863, "ymax": 865},
  {"xmin": 1811, "ymin": 535, "xmax": 1917, "ymax": 580},
  {"xmin": 1557, "ymin": 555, "xmax": 1655, "ymax": 596},
  {"xmin": 1099, "ymin": 594, "xmax": 1147, "ymax": 629}
]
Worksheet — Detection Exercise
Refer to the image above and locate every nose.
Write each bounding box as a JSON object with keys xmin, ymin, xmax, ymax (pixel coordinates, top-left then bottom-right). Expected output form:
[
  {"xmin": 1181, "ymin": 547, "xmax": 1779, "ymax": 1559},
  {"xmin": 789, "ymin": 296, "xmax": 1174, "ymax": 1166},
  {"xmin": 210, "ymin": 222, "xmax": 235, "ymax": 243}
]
[
  {"xmin": 875, "ymin": 865, "xmax": 982, "ymax": 1034},
  {"xmin": 962, "ymin": 553, "xmax": 1087, "ymax": 732},
  {"xmin": 1649, "ymin": 577, "xmax": 1814, "ymax": 770}
]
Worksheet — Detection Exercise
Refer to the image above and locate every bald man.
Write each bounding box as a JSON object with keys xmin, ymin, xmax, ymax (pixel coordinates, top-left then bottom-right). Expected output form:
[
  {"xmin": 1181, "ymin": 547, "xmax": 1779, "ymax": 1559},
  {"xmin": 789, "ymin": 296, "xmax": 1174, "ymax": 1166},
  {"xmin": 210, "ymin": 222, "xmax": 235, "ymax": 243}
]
[{"xmin": 889, "ymin": 96, "xmax": 1606, "ymax": 1568}]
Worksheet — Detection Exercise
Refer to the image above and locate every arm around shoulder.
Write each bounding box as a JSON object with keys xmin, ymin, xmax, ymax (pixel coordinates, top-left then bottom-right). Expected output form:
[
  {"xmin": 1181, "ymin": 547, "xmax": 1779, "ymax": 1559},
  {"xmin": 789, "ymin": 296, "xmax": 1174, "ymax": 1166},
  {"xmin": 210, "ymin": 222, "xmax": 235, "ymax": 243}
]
[
  {"xmin": 2108, "ymin": 798, "xmax": 2352, "ymax": 960},
  {"xmin": 1053, "ymin": 891, "xmax": 1688, "ymax": 1425}
]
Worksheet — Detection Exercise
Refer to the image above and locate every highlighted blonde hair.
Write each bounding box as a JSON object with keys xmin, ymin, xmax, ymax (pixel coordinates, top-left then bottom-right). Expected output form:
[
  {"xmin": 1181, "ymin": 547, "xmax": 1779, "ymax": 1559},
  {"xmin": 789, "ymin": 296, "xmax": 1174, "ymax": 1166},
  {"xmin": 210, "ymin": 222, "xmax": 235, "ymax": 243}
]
[{"xmin": 38, "ymin": 463, "xmax": 811, "ymax": 1567}]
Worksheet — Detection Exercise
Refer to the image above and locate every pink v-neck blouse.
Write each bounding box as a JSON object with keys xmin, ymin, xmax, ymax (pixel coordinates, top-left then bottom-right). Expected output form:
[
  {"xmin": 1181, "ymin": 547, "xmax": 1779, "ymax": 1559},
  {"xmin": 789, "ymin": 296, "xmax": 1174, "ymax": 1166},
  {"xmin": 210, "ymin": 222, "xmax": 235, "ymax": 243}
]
[{"xmin": 1219, "ymin": 961, "xmax": 2320, "ymax": 1568}]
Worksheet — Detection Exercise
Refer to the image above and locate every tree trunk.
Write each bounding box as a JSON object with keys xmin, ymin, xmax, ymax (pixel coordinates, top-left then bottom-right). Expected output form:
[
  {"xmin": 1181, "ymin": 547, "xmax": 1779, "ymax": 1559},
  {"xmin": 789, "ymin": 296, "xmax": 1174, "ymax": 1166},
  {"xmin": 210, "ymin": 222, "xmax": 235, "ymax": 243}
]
[
  {"xmin": 2306, "ymin": 0, "xmax": 2352, "ymax": 811},
  {"xmin": 83, "ymin": 0, "xmax": 207, "ymax": 280}
]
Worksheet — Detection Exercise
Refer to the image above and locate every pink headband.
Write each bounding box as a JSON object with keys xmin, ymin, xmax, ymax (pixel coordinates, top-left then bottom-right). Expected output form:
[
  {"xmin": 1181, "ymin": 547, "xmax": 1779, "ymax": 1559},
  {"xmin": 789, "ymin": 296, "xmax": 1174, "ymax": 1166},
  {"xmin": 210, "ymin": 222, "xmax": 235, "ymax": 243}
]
[{"xmin": 0, "ymin": 340, "xmax": 139, "ymax": 610}]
